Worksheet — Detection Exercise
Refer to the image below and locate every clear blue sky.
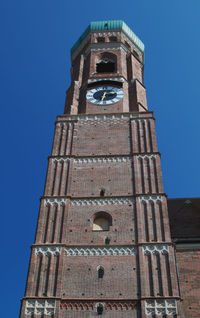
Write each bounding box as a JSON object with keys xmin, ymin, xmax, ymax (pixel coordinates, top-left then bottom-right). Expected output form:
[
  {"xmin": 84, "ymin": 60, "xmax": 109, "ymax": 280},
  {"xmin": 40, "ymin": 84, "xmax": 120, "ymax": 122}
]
[{"xmin": 1, "ymin": 0, "xmax": 200, "ymax": 316}]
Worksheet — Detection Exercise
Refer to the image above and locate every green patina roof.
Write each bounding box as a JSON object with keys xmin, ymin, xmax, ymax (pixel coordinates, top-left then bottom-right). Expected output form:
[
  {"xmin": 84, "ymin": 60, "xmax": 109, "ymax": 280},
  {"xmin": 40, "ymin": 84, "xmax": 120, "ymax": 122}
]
[{"xmin": 71, "ymin": 20, "xmax": 144, "ymax": 55}]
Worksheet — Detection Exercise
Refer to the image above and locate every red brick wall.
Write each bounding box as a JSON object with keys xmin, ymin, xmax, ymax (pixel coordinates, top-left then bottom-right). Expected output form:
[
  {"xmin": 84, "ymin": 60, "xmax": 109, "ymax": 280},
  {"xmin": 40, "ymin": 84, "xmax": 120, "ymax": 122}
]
[
  {"xmin": 176, "ymin": 248, "xmax": 200, "ymax": 318},
  {"xmin": 61, "ymin": 255, "xmax": 138, "ymax": 298}
]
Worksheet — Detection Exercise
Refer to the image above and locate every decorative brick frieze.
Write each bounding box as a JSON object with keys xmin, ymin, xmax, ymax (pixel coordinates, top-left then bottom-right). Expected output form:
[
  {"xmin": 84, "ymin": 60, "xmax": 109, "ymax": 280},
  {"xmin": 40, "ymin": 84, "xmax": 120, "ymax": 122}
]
[
  {"xmin": 65, "ymin": 246, "xmax": 137, "ymax": 256},
  {"xmin": 25, "ymin": 299, "xmax": 56, "ymax": 315},
  {"xmin": 35, "ymin": 246, "xmax": 62, "ymax": 257},
  {"xmin": 71, "ymin": 197, "xmax": 135, "ymax": 206},
  {"xmin": 105, "ymin": 301, "xmax": 137, "ymax": 310},
  {"xmin": 142, "ymin": 244, "xmax": 169, "ymax": 255},
  {"xmin": 60, "ymin": 300, "xmax": 137, "ymax": 310},
  {"xmin": 61, "ymin": 301, "xmax": 94, "ymax": 310},
  {"xmin": 139, "ymin": 195, "xmax": 163, "ymax": 203},
  {"xmin": 44, "ymin": 198, "xmax": 67, "ymax": 206},
  {"xmin": 145, "ymin": 299, "xmax": 177, "ymax": 315},
  {"xmin": 74, "ymin": 156, "xmax": 132, "ymax": 164}
]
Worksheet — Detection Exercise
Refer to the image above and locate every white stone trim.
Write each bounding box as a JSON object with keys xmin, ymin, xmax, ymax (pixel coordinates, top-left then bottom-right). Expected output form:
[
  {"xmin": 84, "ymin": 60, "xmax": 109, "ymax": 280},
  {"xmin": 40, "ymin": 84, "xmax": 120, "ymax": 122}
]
[
  {"xmin": 78, "ymin": 119, "xmax": 127, "ymax": 126},
  {"xmin": 57, "ymin": 121, "xmax": 72, "ymax": 127},
  {"xmin": 88, "ymin": 77, "xmax": 124, "ymax": 83},
  {"xmin": 145, "ymin": 299, "xmax": 177, "ymax": 315},
  {"xmin": 35, "ymin": 246, "xmax": 62, "ymax": 257},
  {"xmin": 53, "ymin": 157, "xmax": 70, "ymax": 163},
  {"xmin": 139, "ymin": 195, "xmax": 163, "ymax": 204},
  {"xmin": 136, "ymin": 154, "xmax": 157, "ymax": 160},
  {"xmin": 65, "ymin": 246, "xmax": 136, "ymax": 256},
  {"xmin": 25, "ymin": 299, "xmax": 56, "ymax": 315},
  {"xmin": 93, "ymin": 31, "xmax": 121, "ymax": 37},
  {"xmin": 85, "ymin": 42, "xmax": 124, "ymax": 56},
  {"xmin": 142, "ymin": 244, "xmax": 169, "ymax": 255},
  {"xmin": 44, "ymin": 198, "xmax": 67, "ymax": 206},
  {"xmin": 185, "ymin": 199, "xmax": 192, "ymax": 204},
  {"xmin": 74, "ymin": 156, "xmax": 132, "ymax": 164},
  {"xmin": 71, "ymin": 197, "xmax": 135, "ymax": 206},
  {"xmin": 57, "ymin": 112, "xmax": 141, "ymax": 123},
  {"xmin": 51, "ymin": 155, "xmax": 159, "ymax": 164}
]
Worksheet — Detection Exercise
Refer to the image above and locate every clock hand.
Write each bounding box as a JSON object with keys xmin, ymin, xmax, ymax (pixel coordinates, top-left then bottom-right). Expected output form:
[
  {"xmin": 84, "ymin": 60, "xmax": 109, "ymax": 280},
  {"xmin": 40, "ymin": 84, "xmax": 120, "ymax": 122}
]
[{"xmin": 101, "ymin": 92, "xmax": 107, "ymax": 101}]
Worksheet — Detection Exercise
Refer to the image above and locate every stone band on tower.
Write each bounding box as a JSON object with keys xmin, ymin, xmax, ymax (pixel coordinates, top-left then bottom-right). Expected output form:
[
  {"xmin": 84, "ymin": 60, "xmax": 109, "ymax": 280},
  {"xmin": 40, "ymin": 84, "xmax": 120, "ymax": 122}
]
[{"xmin": 20, "ymin": 20, "xmax": 183, "ymax": 317}]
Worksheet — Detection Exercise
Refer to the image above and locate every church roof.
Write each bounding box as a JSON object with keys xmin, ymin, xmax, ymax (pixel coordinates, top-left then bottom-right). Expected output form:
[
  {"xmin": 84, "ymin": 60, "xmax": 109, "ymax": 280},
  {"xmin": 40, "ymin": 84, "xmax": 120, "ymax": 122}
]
[
  {"xmin": 71, "ymin": 20, "xmax": 145, "ymax": 55},
  {"xmin": 168, "ymin": 197, "xmax": 200, "ymax": 241}
]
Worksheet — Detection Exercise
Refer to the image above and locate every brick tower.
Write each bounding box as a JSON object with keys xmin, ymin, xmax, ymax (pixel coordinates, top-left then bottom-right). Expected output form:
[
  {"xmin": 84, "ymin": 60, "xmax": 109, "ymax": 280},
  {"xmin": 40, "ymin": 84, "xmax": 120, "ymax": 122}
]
[{"xmin": 20, "ymin": 20, "xmax": 184, "ymax": 317}]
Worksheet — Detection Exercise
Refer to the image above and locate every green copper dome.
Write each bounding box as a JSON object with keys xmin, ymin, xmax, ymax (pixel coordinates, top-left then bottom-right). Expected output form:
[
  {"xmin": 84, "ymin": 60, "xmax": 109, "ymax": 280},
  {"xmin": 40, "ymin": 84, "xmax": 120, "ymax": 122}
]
[{"xmin": 71, "ymin": 20, "xmax": 144, "ymax": 55}]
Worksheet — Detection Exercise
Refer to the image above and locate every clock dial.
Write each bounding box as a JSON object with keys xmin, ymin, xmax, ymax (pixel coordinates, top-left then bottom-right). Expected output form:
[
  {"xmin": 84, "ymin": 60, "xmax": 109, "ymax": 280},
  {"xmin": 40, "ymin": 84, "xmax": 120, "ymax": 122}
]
[{"xmin": 86, "ymin": 86, "xmax": 124, "ymax": 105}]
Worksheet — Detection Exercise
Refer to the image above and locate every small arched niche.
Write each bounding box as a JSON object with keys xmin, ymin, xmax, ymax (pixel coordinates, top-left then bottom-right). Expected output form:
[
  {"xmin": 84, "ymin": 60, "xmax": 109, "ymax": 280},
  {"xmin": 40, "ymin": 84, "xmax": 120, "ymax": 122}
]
[
  {"xmin": 97, "ymin": 265, "xmax": 104, "ymax": 279},
  {"xmin": 100, "ymin": 188, "xmax": 105, "ymax": 197},
  {"xmin": 93, "ymin": 212, "xmax": 112, "ymax": 231},
  {"xmin": 96, "ymin": 303, "xmax": 104, "ymax": 315}
]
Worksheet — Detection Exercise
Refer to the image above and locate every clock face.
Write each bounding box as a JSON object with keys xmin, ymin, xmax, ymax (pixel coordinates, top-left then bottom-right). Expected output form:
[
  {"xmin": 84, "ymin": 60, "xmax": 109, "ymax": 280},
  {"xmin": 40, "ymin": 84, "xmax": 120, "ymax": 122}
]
[{"xmin": 86, "ymin": 86, "xmax": 124, "ymax": 105}]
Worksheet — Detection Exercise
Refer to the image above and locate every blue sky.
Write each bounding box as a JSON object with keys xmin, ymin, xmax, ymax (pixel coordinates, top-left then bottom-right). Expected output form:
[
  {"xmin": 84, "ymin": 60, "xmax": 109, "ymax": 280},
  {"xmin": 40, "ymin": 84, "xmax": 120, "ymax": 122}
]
[{"xmin": 1, "ymin": 0, "xmax": 200, "ymax": 316}]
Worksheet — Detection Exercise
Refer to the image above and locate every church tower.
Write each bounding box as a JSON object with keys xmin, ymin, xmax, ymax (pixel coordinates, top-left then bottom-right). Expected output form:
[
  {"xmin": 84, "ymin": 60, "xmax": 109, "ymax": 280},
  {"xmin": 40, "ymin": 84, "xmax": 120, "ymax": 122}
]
[{"xmin": 20, "ymin": 20, "xmax": 183, "ymax": 317}]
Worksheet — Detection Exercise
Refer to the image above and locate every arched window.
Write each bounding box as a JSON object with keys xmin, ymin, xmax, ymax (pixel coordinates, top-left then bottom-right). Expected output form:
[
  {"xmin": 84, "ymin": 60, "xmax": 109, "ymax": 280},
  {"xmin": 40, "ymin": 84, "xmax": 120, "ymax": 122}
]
[
  {"xmin": 96, "ymin": 53, "xmax": 117, "ymax": 74},
  {"xmin": 93, "ymin": 217, "xmax": 109, "ymax": 231},
  {"xmin": 105, "ymin": 236, "xmax": 110, "ymax": 245},
  {"xmin": 97, "ymin": 266, "xmax": 104, "ymax": 279},
  {"xmin": 96, "ymin": 58, "xmax": 115, "ymax": 73},
  {"xmin": 97, "ymin": 37, "xmax": 105, "ymax": 43},
  {"xmin": 109, "ymin": 36, "xmax": 117, "ymax": 42},
  {"xmin": 93, "ymin": 212, "xmax": 112, "ymax": 231},
  {"xmin": 97, "ymin": 303, "xmax": 103, "ymax": 315}
]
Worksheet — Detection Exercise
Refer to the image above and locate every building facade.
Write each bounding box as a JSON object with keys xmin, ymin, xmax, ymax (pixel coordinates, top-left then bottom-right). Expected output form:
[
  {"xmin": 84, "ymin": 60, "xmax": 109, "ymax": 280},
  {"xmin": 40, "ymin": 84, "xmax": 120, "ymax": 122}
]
[{"xmin": 20, "ymin": 20, "xmax": 199, "ymax": 318}]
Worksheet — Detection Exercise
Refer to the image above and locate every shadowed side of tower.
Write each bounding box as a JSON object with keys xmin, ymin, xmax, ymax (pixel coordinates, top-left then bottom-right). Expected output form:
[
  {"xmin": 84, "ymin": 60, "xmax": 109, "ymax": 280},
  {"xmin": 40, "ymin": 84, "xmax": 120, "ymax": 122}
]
[{"xmin": 20, "ymin": 20, "xmax": 183, "ymax": 318}]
